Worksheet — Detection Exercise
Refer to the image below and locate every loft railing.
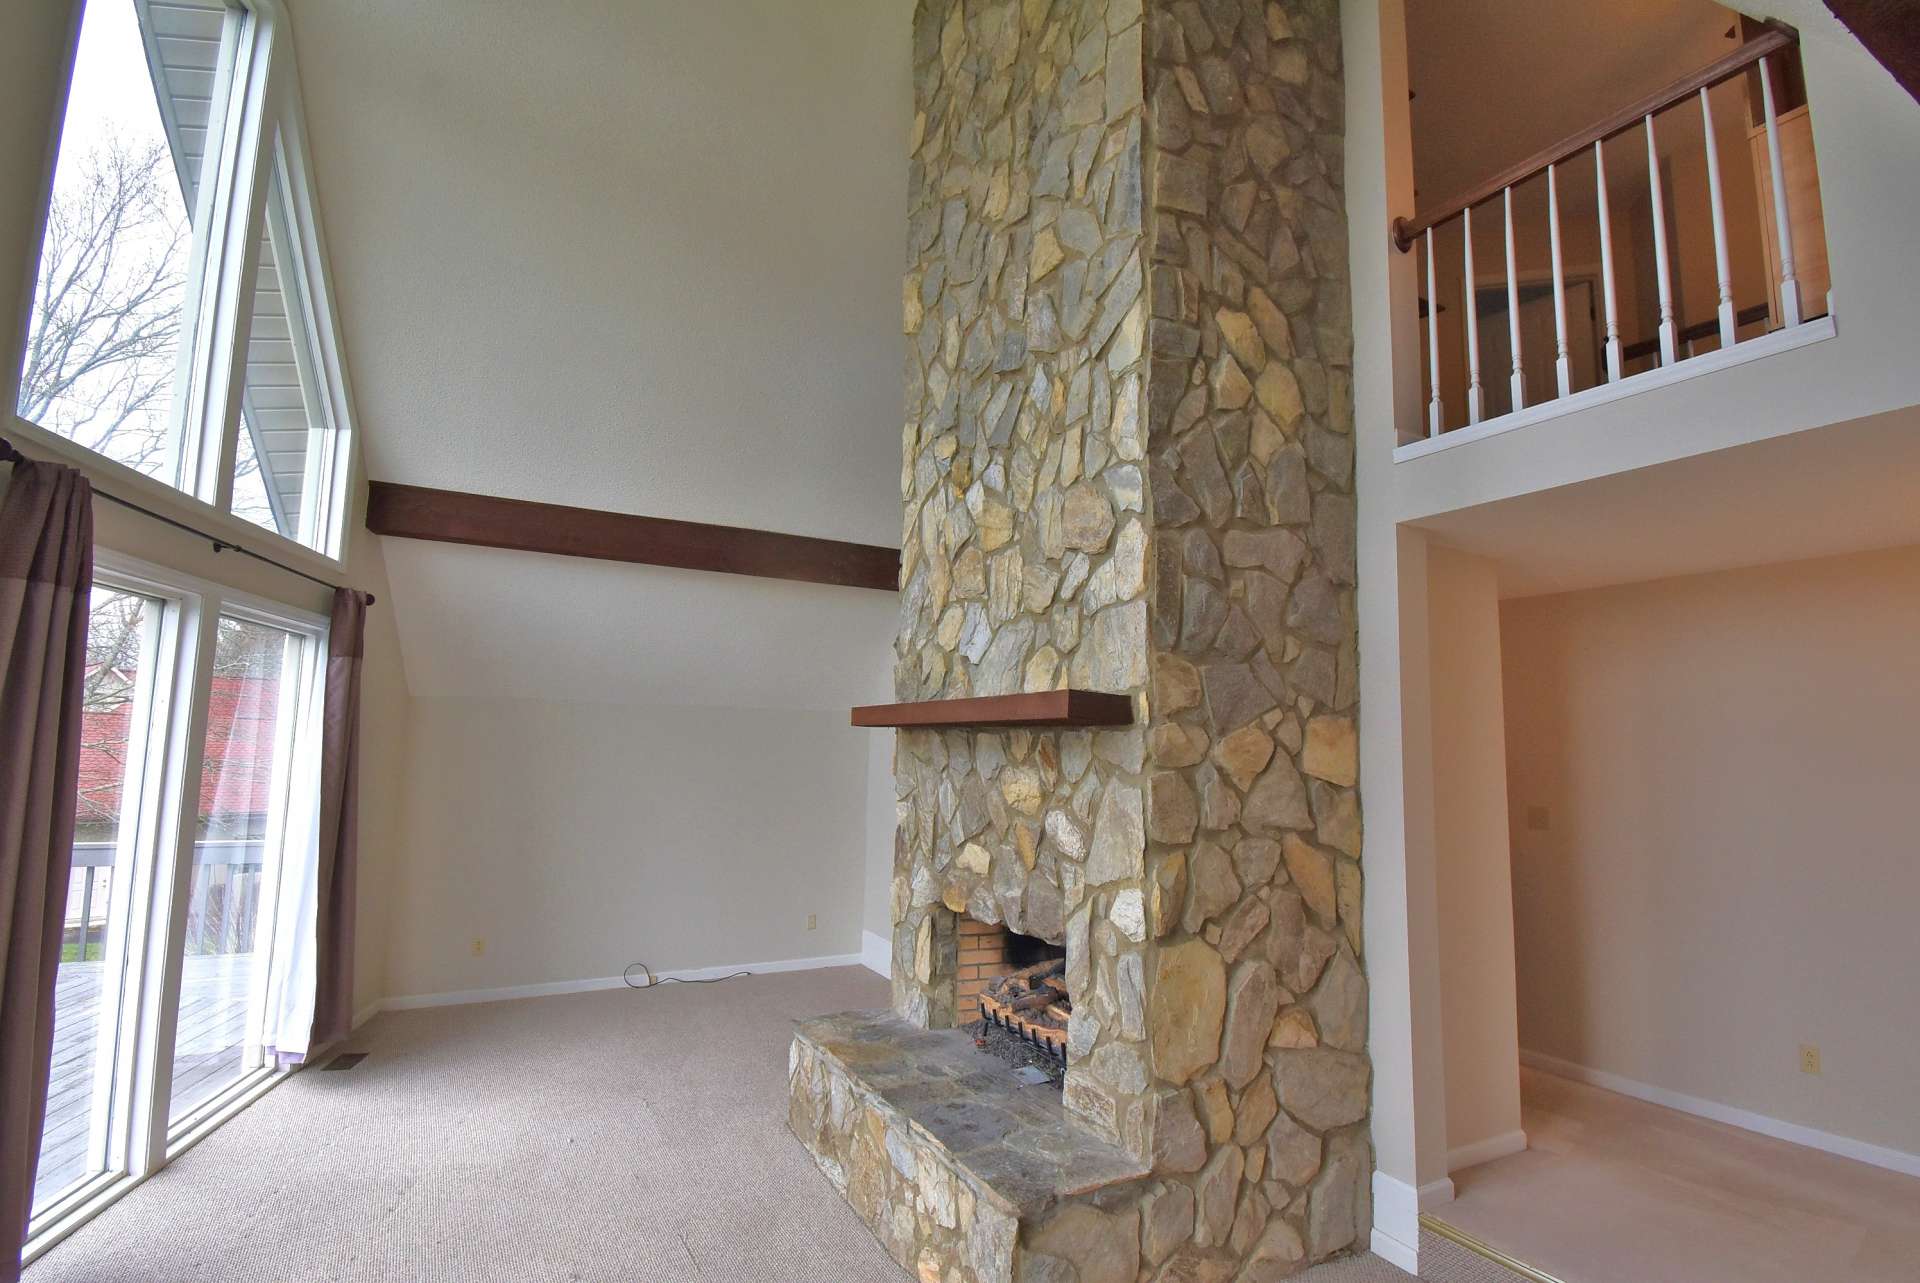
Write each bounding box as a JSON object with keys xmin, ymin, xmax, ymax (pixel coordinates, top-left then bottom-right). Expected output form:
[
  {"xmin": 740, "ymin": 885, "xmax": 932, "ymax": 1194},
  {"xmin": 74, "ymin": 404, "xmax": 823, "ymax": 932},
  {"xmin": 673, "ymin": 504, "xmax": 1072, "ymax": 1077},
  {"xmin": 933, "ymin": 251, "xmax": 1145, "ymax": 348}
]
[{"xmin": 1394, "ymin": 20, "xmax": 1823, "ymax": 442}]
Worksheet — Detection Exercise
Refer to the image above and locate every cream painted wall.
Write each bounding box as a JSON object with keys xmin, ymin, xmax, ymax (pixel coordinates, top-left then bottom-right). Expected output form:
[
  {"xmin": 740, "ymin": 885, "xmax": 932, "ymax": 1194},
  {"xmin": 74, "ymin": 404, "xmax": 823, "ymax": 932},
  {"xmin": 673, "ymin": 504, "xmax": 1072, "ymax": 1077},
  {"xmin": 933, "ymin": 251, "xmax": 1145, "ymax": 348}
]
[
  {"xmin": 862, "ymin": 729, "xmax": 897, "ymax": 950},
  {"xmin": 285, "ymin": 0, "xmax": 908, "ymax": 546},
  {"xmin": 387, "ymin": 697, "xmax": 871, "ymax": 999},
  {"xmin": 1425, "ymin": 546, "xmax": 1522, "ymax": 1168},
  {"xmin": 1502, "ymin": 546, "xmax": 1920, "ymax": 1157},
  {"xmin": 272, "ymin": 0, "xmax": 913, "ymax": 997},
  {"xmin": 1349, "ymin": 1, "xmax": 1453, "ymax": 1254}
]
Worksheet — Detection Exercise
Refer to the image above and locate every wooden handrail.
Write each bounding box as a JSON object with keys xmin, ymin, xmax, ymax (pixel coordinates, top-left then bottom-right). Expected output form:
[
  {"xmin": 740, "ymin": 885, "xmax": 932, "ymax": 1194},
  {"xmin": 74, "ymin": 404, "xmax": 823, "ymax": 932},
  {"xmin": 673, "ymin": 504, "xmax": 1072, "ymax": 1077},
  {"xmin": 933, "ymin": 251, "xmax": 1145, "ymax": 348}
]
[{"xmin": 1393, "ymin": 20, "xmax": 1798, "ymax": 252}]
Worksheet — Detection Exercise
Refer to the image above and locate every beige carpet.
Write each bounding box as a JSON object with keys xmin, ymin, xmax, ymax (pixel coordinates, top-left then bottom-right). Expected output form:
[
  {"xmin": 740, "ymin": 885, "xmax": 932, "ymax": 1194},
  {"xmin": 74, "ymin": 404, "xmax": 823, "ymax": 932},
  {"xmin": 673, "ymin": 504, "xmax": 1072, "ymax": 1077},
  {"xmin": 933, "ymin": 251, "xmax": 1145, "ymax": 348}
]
[
  {"xmin": 28, "ymin": 967, "xmax": 1448, "ymax": 1282},
  {"xmin": 1433, "ymin": 1065, "xmax": 1920, "ymax": 1283}
]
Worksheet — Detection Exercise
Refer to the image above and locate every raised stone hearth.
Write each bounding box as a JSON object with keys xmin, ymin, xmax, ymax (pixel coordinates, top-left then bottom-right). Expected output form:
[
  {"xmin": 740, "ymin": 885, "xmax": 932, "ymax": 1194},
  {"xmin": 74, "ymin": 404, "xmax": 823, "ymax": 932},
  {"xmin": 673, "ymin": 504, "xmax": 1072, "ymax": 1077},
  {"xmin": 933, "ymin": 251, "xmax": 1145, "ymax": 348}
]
[
  {"xmin": 790, "ymin": 1011, "xmax": 1150, "ymax": 1280},
  {"xmin": 791, "ymin": 0, "xmax": 1367, "ymax": 1278}
]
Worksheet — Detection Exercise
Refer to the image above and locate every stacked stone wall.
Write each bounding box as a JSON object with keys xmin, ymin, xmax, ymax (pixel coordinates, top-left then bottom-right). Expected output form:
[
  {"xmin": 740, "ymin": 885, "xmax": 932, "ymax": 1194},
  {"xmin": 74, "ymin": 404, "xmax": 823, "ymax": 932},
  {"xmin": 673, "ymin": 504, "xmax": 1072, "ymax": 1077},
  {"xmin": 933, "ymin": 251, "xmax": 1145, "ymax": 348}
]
[
  {"xmin": 893, "ymin": 0, "xmax": 1162, "ymax": 1159},
  {"xmin": 883, "ymin": 0, "xmax": 1370, "ymax": 1276}
]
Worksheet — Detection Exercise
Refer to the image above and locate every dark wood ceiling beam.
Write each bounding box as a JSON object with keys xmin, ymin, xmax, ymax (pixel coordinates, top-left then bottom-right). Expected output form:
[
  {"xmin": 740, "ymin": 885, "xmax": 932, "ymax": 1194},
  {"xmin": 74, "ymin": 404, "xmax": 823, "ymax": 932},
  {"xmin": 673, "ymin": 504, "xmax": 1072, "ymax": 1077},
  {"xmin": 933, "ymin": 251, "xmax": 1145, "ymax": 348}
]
[
  {"xmin": 1824, "ymin": 1, "xmax": 1920, "ymax": 104},
  {"xmin": 365, "ymin": 481, "xmax": 900, "ymax": 592}
]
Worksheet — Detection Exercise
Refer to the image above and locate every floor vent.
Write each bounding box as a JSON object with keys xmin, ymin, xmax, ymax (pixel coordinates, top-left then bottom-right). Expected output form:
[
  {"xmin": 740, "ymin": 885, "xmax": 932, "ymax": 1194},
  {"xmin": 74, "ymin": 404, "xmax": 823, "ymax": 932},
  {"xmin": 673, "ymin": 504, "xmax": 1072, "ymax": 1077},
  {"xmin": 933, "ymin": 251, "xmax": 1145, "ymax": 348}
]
[{"xmin": 319, "ymin": 1052, "xmax": 368, "ymax": 1071}]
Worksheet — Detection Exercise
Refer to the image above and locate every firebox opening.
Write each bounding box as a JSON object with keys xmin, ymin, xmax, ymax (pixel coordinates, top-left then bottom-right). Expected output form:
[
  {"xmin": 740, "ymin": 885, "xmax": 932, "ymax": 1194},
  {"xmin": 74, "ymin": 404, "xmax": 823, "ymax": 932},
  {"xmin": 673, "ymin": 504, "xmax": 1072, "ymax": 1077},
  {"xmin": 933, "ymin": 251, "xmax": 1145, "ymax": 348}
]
[{"xmin": 956, "ymin": 916, "xmax": 1068, "ymax": 1082}]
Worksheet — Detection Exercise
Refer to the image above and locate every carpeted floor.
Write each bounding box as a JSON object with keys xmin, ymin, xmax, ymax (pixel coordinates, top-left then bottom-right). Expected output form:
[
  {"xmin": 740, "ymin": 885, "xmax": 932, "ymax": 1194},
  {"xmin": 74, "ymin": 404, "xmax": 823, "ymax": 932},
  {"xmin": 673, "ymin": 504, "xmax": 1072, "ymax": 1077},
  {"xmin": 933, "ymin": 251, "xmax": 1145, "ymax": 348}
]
[
  {"xmin": 1432, "ymin": 1065, "xmax": 1920, "ymax": 1283},
  {"xmin": 27, "ymin": 966, "xmax": 1464, "ymax": 1282}
]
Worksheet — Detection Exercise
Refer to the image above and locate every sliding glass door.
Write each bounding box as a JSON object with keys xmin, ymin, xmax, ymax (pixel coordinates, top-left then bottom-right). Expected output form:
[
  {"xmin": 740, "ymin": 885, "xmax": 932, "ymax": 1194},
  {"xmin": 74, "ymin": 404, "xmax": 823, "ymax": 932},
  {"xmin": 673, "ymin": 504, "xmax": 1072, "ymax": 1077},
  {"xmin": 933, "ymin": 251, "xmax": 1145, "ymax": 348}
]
[
  {"xmin": 29, "ymin": 563, "xmax": 327, "ymax": 1242},
  {"xmin": 168, "ymin": 614, "xmax": 314, "ymax": 1127},
  {"xmin": 33, "ymin": 587, "xmax": 163, "ymax": 1213}
]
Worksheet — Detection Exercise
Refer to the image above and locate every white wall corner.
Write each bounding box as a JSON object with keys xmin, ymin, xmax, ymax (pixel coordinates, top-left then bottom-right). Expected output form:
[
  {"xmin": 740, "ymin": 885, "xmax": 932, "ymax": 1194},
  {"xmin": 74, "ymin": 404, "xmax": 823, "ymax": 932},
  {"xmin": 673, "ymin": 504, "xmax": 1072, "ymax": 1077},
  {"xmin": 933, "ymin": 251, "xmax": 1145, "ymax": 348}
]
[
  {"xmin": 1418, "ymin": 1175, "xmax": 1457, "ymax": 1209},
  {"xmin": 861, "ymin": 929, "xmax": 892, "ymax": 979},
  {"xmin": 1370, "ymin": 1170, "xmax": 1423, "ymax": 1272},
  {"xmin": 1447, "ymin": 1128, "xmax": 1528, "ymax": 1174}
]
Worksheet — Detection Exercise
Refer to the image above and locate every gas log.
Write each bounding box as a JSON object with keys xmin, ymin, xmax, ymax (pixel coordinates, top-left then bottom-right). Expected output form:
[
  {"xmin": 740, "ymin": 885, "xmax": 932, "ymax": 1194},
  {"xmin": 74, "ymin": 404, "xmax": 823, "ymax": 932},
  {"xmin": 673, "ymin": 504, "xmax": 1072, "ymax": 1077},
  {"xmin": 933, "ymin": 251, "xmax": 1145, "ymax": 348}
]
[{"xmin": 977, "ymin": 957, "xmax": 1069, "ymax": 1062}]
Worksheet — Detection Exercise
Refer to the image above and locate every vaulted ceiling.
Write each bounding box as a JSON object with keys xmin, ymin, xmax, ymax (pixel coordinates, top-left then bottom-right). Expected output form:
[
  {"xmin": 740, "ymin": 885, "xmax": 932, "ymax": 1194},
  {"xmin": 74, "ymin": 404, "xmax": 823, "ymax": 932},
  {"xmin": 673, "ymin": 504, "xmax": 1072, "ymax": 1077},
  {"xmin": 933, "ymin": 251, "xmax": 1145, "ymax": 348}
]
[{"xmin": 286, "ymin": 0, "xmax": 910, "ymax": 709}]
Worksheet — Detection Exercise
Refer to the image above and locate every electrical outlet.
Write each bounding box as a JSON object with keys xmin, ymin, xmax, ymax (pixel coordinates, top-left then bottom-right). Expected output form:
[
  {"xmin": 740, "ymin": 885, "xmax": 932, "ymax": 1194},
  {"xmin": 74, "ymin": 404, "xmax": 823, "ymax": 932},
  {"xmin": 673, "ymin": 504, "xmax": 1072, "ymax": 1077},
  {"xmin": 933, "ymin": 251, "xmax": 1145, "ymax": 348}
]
[
  {"xmin": 806, "ymin": 913, "xmax": 818, "ymax": 931},
  {"xmin": 1799, "ymin": 1043, "xmax": 1821, "ymax": 1075},
  {"xmin": 471, "ymin": 938, "xmax": 486, "ymax": 958}
]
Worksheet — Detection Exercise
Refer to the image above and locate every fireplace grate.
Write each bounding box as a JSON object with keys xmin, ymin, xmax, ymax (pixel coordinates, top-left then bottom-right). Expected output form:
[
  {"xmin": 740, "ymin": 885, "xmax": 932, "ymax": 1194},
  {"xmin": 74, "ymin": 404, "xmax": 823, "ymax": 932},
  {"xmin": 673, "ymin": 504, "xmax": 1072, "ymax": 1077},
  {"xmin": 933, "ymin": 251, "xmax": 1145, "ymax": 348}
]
[{"xmin": 978, "ymin": 958, "xmax": 1068, "ymax": 1064}]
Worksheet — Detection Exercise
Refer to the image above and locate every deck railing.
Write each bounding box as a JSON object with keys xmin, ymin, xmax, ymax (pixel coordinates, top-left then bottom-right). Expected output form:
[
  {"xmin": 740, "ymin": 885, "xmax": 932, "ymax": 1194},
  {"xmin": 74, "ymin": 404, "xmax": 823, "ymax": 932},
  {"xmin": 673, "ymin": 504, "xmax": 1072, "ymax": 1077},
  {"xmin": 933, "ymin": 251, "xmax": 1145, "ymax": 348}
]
[
  {"xmin": 68, "ymin": 840, "xmax": 266, "ymax": 959},
  {"xmin": 1394, "ymin": 20, "xmax": 1823, "ymax": 442}
]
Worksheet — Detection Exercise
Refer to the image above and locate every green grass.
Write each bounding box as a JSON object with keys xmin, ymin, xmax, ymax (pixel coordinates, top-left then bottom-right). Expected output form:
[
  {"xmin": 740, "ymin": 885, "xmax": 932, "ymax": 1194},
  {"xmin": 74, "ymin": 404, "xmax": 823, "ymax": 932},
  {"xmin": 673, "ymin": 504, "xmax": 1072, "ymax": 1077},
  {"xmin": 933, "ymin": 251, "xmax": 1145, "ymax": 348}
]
[{"xmin": 60, "ymin": 942, "xmax": 105, "ymax": 963}]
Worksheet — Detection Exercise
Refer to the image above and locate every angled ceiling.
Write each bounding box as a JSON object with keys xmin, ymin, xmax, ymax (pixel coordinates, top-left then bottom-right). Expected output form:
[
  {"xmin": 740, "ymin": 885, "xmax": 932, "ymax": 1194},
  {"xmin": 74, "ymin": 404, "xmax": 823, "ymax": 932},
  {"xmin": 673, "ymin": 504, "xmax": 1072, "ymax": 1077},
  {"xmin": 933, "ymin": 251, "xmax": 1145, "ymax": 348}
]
[
  {"xmin": 1415, "ymin": 405, "xmax": 1920, "ymax": 599},
  {"xmin": 1406, "ymin": 0, "xmax": 1741, "ymax": 213},
  {"xmin": 285, "ymin": 0, "xmax": 912, "ymax": 706}
]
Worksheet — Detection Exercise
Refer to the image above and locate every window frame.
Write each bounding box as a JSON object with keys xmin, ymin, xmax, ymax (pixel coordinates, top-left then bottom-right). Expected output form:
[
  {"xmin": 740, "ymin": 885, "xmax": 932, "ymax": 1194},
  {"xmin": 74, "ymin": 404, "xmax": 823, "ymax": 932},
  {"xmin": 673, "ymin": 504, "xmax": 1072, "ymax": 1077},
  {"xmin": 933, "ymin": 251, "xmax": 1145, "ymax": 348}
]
[
  {"xmin": 23, "ymin": 550, "xmax": 330, "ymax": 1265},
  {"xmin": 9, "ymin": 0, "xmax": 361, "ymax": 567},
  {"xmin": 163, "ymin": 592, "xmax": 327, "ymax": 1143}
]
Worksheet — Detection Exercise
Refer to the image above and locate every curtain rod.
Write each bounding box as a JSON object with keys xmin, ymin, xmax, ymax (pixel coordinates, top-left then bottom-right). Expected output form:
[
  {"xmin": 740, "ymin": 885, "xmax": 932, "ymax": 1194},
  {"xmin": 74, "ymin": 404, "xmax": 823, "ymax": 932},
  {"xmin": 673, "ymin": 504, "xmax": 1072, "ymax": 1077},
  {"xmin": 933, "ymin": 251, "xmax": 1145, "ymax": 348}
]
[{"xmin": 0, "ymin": 435, "xmax": 373, "ymax": 604}]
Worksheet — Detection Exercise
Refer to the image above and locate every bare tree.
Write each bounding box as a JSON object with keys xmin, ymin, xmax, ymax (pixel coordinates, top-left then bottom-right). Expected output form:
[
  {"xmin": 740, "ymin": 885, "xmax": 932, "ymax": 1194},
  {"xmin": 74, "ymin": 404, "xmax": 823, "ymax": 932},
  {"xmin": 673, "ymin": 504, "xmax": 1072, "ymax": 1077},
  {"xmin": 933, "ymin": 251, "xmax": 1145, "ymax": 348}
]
[{"xmin": 17, "ymin": 133, "xmax": 189, "ymax": 474}]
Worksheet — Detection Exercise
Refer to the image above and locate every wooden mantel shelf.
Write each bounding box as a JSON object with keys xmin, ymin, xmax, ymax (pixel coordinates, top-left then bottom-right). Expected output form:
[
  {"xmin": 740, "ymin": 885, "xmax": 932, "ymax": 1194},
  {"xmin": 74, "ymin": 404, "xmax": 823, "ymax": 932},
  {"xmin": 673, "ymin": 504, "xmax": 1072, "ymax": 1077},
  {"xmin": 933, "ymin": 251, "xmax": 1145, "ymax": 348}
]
[{"xmin": 851, "ymin": 690, "xmax": 1133, "ymax": 730}]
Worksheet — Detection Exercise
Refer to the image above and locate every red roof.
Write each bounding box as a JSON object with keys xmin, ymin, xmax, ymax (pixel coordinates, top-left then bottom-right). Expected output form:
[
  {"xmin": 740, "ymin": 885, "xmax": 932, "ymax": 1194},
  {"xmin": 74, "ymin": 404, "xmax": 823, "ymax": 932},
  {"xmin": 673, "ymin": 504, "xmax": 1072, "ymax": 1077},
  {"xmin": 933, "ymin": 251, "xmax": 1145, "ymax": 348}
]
[{"xmin": 77, "ymin": 674, "xmax": 282, "ymax": 824}]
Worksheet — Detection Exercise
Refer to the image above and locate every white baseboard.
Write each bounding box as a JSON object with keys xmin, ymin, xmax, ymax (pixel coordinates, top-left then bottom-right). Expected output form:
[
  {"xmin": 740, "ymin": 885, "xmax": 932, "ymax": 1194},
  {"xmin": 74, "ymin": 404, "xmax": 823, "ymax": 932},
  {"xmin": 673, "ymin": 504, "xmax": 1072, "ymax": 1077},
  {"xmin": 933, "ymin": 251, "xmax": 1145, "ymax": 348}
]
[
  {"xmin": 380, "ymin": 952, "xmax": 865, "ymax": 1013},
  {"xmin": 1370, "ymin": 1171, "xmax": 1422, "ymax": 1272},
  {"xmin": 1370, "ymin": 1226, "xmax": 1419, "ymax": 1273},
  {"xmin": 861, "ymin": 929, "xmax": 892, "ymax": 978},
  {"xmin": 1418, "ymin": 1175, "xmax": 1457, "ymax": 1208},
  {"xmin": 1521, "ymin": 1049, "xmax": 1920, "ymax": 1181},
  {"xmin": 352, "ymin": 1000, "xmax": 384, "ymax": 1029},
  {"xmin": 1448, "ymin": 1128, "xmax": 1527, "ymax": 1173}
]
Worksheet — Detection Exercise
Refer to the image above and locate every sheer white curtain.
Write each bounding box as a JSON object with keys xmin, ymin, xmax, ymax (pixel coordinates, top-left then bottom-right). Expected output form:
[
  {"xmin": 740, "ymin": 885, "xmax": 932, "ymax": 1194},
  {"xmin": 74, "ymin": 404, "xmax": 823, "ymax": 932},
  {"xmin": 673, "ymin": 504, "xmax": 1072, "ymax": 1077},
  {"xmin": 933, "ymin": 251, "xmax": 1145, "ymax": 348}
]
[{"xmin": 259, "ymin": 629, "xmax": 326, "ymax": 1064}]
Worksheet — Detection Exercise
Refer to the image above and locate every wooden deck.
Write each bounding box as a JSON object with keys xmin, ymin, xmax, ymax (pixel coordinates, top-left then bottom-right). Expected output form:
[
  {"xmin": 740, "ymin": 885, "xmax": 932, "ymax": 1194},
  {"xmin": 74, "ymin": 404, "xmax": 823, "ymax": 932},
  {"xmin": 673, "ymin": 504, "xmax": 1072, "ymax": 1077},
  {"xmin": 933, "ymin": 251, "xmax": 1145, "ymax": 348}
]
[{"xmin": 35, "ymin": 953, "xmax": 255, "ymax": 1211}]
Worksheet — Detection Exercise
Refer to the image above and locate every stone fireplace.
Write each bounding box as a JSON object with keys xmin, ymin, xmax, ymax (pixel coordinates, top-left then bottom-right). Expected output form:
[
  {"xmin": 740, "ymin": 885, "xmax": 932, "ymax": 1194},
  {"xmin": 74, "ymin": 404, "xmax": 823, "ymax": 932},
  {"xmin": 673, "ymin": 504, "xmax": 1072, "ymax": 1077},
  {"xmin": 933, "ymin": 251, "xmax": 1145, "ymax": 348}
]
[
  {"xmin": 957, "ymin": 915, "xmax": 1065, "ymax": 1031},
  {"xmin": 789, "ymin": 0, "xmax": 1368, "ymax": 1279}
]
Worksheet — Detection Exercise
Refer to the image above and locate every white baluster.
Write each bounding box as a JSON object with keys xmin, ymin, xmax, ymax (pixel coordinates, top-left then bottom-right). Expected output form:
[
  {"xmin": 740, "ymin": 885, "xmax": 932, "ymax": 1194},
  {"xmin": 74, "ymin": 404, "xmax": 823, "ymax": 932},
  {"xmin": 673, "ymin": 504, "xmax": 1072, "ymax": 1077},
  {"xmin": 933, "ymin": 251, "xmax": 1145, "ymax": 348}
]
[
  {"xmin": 1594, "ymin": 140, "xmax": 1622, "ymax": 382},
  {"xmin": 1645, "ymin": 114, "xmax": 1677, "ymax": 366},
  {"xmin": 1425, "ymin": 226, "xmax": 1442, "ymax": 437},
  {"xmin": 1759, "ymin": 53, "xmax": 1801, "ymax": 327},
  {"xmin": 1699, "ymin": 86, "xmax": 1736, "ymax": 348},
  {"xmin": 1547, "ymin": 163, "xmax": 1572, "ymax": 398},
  {"xmin": 1463, "ymin": 204, "xmax": 1483, "ymax": 425},
  {"xmin": 1503, "ymin": 186, "xmax": 1525, "ymax": 412}
]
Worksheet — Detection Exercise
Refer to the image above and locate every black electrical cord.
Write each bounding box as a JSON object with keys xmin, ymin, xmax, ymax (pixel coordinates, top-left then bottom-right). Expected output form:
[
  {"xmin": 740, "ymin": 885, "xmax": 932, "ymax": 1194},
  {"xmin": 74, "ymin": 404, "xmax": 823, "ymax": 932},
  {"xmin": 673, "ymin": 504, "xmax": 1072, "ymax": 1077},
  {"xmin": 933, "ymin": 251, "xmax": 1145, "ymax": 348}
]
[{"xmin": 621, "ymin": 962, "xmax": 753, "ymax": 990}]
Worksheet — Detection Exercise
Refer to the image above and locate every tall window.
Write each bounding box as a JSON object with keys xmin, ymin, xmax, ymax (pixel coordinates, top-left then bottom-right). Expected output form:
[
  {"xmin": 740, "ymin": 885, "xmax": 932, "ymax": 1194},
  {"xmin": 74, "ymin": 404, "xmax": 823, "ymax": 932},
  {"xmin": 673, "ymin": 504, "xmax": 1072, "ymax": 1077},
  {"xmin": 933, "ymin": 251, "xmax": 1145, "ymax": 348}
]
[
  {"xmin": 15, "ymin": 0, "xmax": 216, "ymax": 481},
  {"xmin": 18, "ymin": 1, "xmax": 353, "ymax": 1265},
  {"xmin": 229, "ymin": 157, "xmax": 344, "ymax": 547},
  {"xmin": 15, "ymin": 0, "xmax": 354, "ymax": 558}
]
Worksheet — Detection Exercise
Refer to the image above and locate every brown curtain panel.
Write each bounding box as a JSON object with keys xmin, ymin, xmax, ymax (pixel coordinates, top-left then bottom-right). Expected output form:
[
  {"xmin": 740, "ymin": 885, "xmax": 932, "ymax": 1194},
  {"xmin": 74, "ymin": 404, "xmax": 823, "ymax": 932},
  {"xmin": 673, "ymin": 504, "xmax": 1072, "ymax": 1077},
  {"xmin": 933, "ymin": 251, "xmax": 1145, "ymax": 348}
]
[
  {"xmin": 308, "ymin": 588, "xmax": 368, "ymax": 1051},
  {"xmin": 0, "ymin": 460, "xmax": 93, "ymax": 1277}
]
